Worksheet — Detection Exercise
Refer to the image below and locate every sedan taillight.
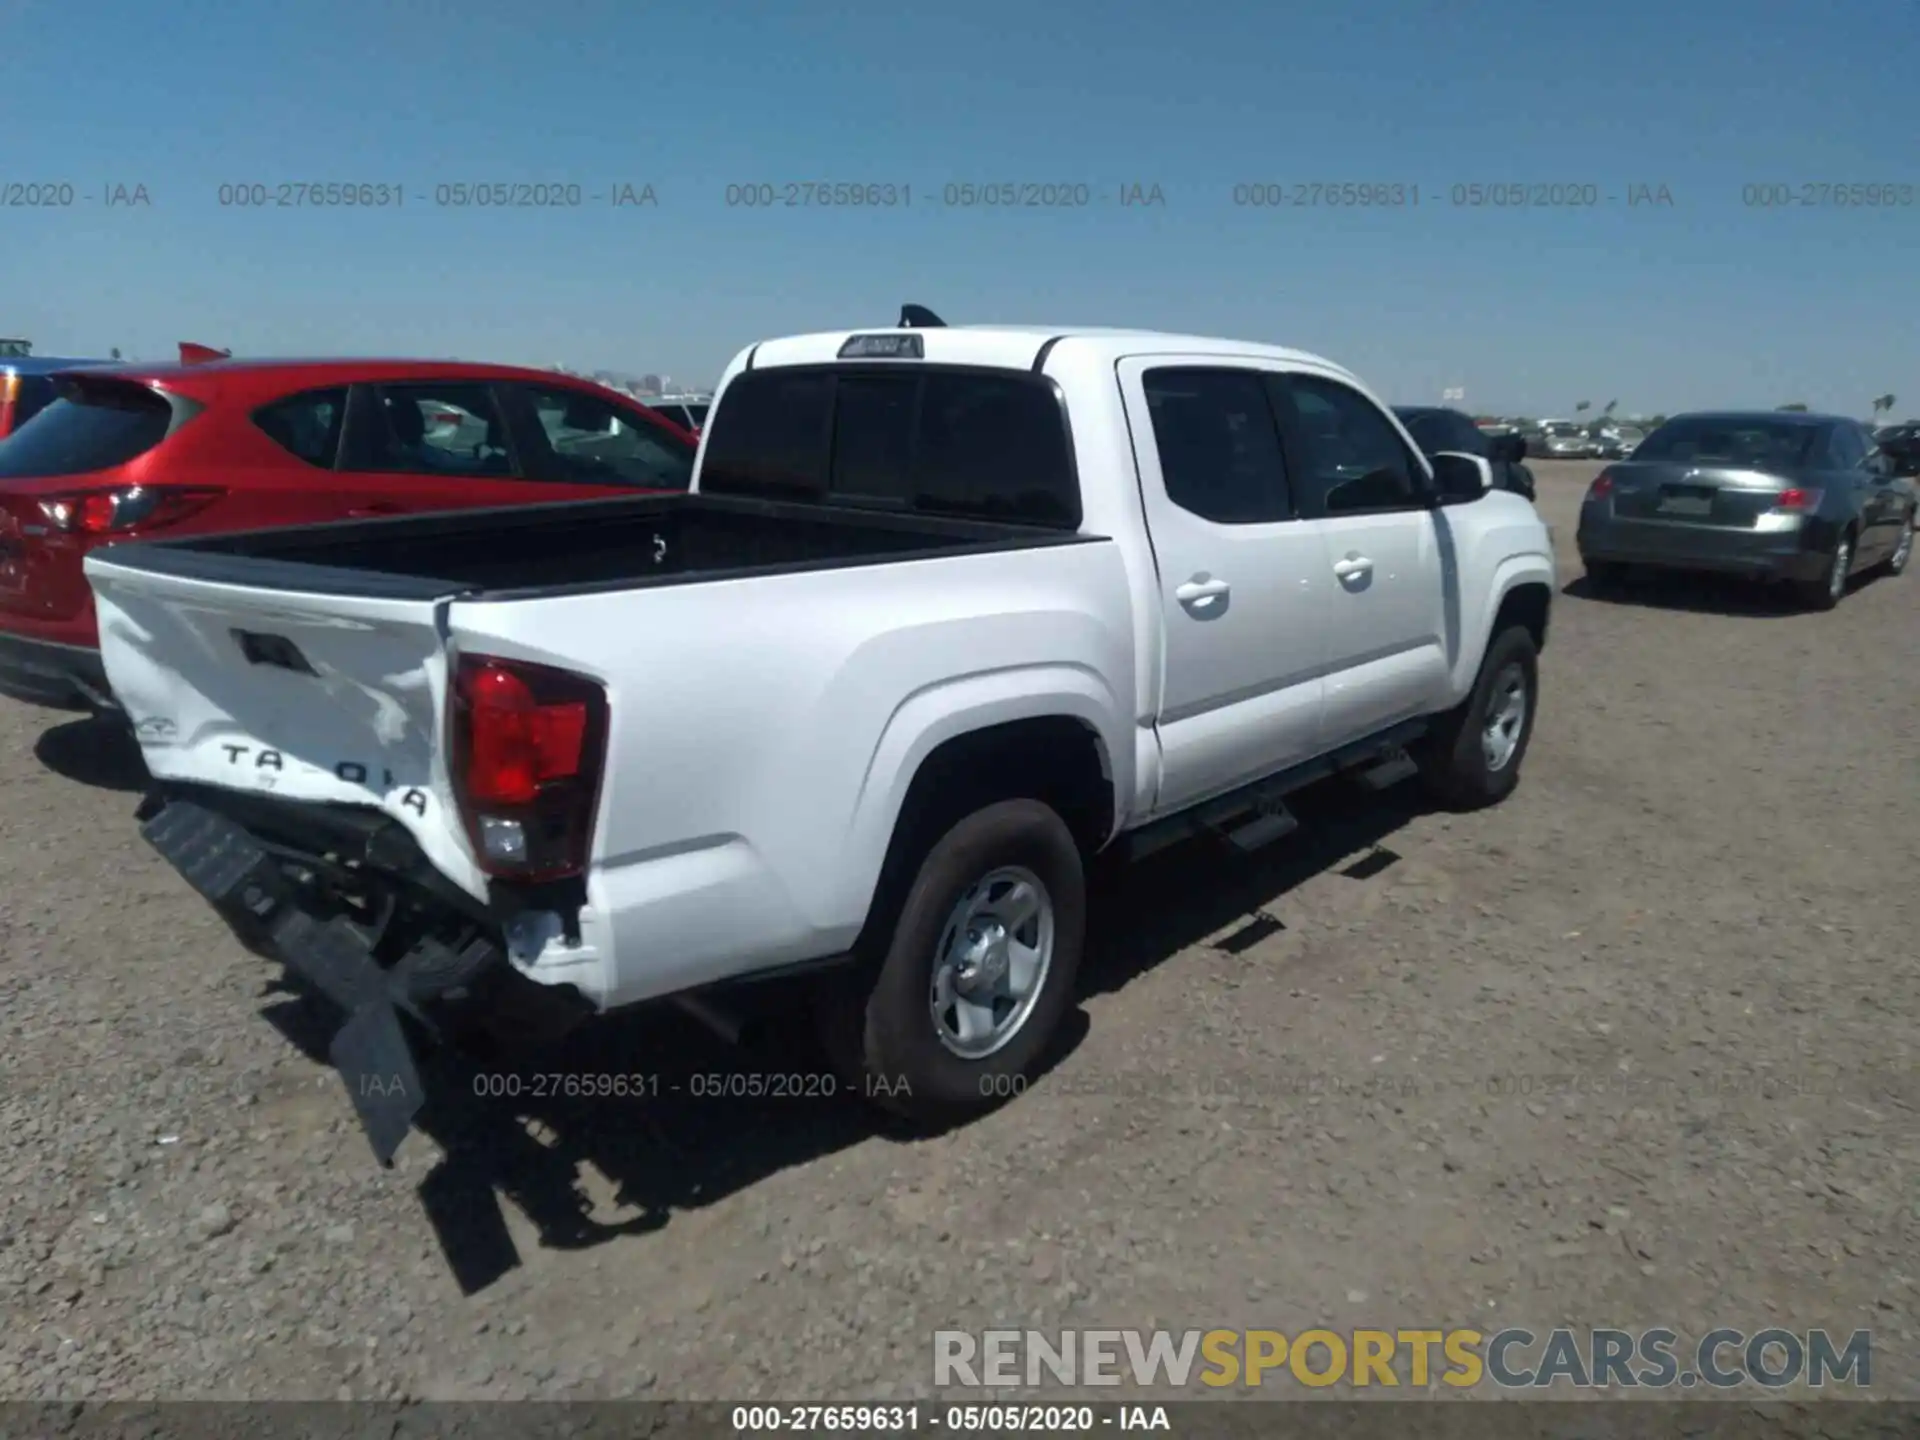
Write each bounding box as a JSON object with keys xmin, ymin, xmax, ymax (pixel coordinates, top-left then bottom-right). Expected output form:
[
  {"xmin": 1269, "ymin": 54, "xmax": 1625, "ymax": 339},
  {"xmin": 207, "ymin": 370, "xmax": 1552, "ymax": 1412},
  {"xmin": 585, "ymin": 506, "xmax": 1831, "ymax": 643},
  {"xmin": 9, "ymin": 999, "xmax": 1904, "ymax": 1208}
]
[{"xmin": 37, "ymin": 486, "xmax": 226, "ymax": 536}]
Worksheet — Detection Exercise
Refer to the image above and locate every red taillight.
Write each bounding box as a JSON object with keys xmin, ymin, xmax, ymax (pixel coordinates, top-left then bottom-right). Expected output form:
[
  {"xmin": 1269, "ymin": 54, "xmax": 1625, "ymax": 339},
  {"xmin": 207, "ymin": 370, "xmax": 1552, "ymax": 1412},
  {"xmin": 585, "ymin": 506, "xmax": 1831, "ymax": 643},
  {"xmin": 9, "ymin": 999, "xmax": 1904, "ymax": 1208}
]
[
  {"xmin": 1587, "ymin": 470, "xmax": 1615, "ymax": 500},
  {"xmin": 451, "ymin": 654, "xmax": 607, "ymax": 879},
  {"xmin": 462, "ymin": 663, "xmax": 588, "ymax": 805},
  {"xmin": 1773, "ymin": 487, "xmax": 1823, "ymax": 512},
  {"xmin": 37, "ymin": 486, "xmax": 226, "ymax": 536}
]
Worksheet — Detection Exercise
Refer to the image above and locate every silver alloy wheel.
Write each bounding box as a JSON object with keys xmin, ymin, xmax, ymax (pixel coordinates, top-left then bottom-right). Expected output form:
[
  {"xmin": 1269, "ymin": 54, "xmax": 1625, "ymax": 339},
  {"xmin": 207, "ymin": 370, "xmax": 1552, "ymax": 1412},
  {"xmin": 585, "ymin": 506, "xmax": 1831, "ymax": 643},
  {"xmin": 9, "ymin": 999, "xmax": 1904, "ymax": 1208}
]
[
  {"xmin": 1481, "ymin": 662, "xmax": 1528, "ymax": 773},
  {"xmin": 1892, "ymin": 525, "xmax": 1913, "ymax": 572},
  {"xmin": 1829, "ymin": 538, "xmax": 1852, "ymax": 600},
  {"xmin": 929, "ymin": 866, "xmax": 1054, "ymax": 1060}
]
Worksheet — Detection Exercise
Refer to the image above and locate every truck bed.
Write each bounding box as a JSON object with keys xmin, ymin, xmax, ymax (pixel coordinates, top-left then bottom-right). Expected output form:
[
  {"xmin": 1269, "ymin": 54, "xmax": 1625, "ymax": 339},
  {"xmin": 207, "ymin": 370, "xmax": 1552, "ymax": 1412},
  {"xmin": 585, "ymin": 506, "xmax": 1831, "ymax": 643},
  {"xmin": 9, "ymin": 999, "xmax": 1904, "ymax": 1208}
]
[{"xmin": 100, "ymin": 491, "xmax": 1095, "ymax": 601}]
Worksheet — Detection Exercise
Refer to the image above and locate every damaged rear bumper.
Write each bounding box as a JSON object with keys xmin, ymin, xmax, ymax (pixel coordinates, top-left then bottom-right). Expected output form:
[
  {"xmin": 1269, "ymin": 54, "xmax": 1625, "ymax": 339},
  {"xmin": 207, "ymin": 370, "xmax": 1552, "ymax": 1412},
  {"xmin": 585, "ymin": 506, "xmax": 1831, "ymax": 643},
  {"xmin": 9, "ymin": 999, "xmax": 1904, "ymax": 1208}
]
[{"xmin": 139, "ymin": 794, "xmax": 587, "ymax": 1166}]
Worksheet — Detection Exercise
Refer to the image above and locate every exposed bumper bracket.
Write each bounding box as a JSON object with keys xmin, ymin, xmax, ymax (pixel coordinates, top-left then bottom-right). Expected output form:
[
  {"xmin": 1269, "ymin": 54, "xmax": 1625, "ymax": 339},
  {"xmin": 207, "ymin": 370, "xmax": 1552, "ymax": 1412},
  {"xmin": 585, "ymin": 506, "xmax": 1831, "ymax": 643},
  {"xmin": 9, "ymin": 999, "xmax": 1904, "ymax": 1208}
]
[{"xmin": 141, "ymin": 800, "xmax": 445, "ymax": 1166}]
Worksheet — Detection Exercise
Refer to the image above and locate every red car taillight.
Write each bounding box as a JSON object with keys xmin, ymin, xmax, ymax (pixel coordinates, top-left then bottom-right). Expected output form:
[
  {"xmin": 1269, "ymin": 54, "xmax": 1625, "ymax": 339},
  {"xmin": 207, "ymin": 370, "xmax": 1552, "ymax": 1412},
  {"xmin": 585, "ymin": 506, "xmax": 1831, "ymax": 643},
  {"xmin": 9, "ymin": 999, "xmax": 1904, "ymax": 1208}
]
[
  {"xmin": 36, "ymin": 486, "xmax": 226, "ymax": 536},
  {"xmin": 1586, "ymin": 470, "xmax": 1615, "ymax": 501},
  {"xmin": 450, "ymin": 654, "xmax": 608, "ymax": 881},
  {"xmin": 1773, "ymin": 487, "xmax": 1823, "ymax": 512}
]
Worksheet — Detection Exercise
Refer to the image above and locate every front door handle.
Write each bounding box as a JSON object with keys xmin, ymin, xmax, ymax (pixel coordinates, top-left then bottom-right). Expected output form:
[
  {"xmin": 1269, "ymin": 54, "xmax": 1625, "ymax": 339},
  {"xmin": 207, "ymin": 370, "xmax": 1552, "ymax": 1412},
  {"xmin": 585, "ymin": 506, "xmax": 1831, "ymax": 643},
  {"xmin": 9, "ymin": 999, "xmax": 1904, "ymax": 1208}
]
[
  {"xmin": 347, "ymin": 502, "xmax": 405, "ymax": 518},
  {"xmin": 1175, "ymin": 575, "xmax": 1231, "ymax": 607},
  {"xmin": 1333, "ymin": 554, "xmax": 1373, "ymax": 581}
]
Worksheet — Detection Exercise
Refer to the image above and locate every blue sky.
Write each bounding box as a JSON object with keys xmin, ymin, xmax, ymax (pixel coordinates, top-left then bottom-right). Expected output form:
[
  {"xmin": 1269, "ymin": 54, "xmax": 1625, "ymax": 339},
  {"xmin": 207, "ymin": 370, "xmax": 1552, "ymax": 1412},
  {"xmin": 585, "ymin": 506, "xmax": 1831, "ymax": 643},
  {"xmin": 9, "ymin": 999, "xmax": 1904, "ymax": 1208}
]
[{"xmin": 3, "ymin": 0, "xmax": 1914, "ymax": 416}]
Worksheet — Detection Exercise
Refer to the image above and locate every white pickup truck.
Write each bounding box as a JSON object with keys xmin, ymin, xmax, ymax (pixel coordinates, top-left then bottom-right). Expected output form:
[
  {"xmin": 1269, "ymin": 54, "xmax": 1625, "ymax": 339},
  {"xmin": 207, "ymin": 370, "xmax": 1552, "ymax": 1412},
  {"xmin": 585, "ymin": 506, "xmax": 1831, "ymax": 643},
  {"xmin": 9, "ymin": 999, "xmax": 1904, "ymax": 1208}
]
[{"xmin": 86, "ymin": 317, "xmax": 1554, "ymax": 1165}]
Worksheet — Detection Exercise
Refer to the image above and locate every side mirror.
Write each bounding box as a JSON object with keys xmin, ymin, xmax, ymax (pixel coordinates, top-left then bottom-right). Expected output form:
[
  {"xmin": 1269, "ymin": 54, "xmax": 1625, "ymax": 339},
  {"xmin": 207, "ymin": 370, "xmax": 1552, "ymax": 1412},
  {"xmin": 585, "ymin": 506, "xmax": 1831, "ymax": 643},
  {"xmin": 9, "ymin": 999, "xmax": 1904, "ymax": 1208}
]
[{"xmin": 1431, "ymin": 451, "xmax": 1493, "ymax": 502}]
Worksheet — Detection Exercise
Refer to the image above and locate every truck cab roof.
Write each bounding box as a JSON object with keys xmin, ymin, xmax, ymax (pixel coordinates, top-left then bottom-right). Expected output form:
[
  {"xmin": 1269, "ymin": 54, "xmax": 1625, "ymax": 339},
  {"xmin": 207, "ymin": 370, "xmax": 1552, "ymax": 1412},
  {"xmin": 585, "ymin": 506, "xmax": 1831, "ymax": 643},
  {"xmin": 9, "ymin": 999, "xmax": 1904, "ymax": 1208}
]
[{"xmin": 735, "ymin": 325, "xmax": 1362, "ymax": 385}]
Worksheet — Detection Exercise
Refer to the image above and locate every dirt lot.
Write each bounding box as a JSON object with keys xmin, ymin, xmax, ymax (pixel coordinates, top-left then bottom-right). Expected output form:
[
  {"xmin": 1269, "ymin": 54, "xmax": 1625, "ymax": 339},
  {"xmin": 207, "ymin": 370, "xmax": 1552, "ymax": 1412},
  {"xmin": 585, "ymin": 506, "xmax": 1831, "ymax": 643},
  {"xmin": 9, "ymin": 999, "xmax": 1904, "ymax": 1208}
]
[{"xmin": 1, "ymin": 460, "xmax": 1915, "ymax": 1403}]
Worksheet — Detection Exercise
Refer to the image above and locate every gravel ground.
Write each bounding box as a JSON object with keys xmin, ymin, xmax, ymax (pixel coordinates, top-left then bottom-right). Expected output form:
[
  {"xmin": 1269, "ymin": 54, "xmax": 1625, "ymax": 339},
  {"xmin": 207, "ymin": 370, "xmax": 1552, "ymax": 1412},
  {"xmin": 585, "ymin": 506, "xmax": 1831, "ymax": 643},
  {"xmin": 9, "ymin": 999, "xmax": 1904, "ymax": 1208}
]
[{"xmin": 1, "ymin": 461, "xmax": 1915, "ymax": 1404}]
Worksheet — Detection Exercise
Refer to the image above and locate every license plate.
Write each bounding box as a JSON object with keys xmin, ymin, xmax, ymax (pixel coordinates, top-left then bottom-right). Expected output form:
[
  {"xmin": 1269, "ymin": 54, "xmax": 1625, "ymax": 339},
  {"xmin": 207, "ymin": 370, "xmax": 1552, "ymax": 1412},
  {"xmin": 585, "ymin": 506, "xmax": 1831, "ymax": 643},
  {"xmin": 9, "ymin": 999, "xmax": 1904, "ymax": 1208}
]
[{"xmin": 1658, "ymin": 491, "xmax": 1713, "ymax": 516}]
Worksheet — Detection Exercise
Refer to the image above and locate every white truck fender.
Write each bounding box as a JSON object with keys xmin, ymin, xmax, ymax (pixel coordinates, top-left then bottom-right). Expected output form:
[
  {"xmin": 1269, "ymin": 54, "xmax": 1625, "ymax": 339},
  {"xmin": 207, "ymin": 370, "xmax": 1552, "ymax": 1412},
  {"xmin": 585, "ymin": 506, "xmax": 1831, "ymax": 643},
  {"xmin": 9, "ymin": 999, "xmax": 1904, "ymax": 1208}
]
[{"xmin": 832, "ymin": 663, "xmax": 1132, "ymax": 933}]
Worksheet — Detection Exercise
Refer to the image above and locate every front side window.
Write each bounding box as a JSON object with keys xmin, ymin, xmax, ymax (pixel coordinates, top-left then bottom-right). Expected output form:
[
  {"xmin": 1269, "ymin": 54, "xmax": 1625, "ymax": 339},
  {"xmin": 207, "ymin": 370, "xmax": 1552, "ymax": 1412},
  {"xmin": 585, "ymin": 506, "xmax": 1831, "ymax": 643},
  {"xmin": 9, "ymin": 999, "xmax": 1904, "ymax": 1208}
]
[
  {"xmin": 524, "ymin": 385, "xmax": 695, "ymax": 488},
  {"xmin": 1283, "ymin": 375, "xmax": 1422, "ymax": 516}
]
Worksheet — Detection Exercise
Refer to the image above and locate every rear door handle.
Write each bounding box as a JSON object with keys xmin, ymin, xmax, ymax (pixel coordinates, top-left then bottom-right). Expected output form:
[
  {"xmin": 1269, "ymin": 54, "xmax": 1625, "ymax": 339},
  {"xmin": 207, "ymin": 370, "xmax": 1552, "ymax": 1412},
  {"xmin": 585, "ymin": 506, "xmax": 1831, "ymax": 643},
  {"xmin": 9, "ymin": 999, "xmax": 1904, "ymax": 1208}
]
[
  {"xmin": 1174, "ymin": 576, "xmax": 1231, "ymax": 605},
  {"xmin": 347, "ymin": 502, "xmax": 405, "ymax": 518},
  {"xmin": 1333, "ymin": 554, "xmax": 1373, "ymax": 581}
]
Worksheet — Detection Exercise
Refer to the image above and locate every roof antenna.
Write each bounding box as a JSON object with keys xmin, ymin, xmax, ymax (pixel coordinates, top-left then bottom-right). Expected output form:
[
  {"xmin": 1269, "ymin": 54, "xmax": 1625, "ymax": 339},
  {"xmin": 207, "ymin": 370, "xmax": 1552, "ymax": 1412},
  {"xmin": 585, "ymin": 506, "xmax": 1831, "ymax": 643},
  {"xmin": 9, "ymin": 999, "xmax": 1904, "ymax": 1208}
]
[{"xmin": 899, "ymin": 304, "xmax": 945, "ymax": 329}]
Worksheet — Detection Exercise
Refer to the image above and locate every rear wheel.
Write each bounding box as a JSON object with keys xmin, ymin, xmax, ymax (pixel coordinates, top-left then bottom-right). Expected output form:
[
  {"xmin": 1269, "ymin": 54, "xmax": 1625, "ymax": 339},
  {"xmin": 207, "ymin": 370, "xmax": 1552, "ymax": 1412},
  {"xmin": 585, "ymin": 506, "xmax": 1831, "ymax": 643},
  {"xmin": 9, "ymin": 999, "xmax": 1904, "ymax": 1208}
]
[
  {"xmin": 815, "ymin": 799, "xmax": 1086, "ymax": 1125},
  {"xmin": 1797, "ymin": 530, "xmax": 1854, "ymax": 611},
  {"xmin": 1418, "ymin": 626, "xmax": 1539, "ymax": 811}
]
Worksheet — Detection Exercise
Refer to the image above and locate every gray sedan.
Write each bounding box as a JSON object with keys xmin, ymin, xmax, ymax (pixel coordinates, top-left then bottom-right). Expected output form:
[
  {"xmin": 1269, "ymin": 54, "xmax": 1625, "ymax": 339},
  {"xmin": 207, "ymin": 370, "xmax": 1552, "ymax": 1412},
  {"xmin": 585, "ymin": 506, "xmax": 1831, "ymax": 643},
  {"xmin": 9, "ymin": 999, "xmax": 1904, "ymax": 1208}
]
[{"xmin": 1576, "ymin": 411, "xmax": 1916, "ymax": 610}]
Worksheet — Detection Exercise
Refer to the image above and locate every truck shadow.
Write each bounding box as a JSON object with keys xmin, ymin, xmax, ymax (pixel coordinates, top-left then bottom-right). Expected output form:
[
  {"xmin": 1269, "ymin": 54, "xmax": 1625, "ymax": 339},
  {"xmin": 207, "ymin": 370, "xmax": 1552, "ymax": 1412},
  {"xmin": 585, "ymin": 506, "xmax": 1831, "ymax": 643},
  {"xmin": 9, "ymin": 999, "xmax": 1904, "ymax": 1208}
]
[
  {"xmin": 33, "ymin": 713, "xmax": 150, "ymax": 792},
  {"xmin": 259, "ymin": 772, "xmax": 1426, "ymax": 1296}
]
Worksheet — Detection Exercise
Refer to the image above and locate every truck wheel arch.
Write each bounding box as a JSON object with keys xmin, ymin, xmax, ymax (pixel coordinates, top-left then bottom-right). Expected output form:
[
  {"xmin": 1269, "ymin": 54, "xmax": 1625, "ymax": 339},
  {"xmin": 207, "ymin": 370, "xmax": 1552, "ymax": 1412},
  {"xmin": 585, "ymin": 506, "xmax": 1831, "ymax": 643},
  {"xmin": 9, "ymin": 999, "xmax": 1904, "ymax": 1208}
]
[
  {"xmin": 849, "ymin": 709, "xmax": 1118, "ymax": 959},
  {"xmin": 1492, "ymin": 577, "xmax": 1552, "ymax": 654}
]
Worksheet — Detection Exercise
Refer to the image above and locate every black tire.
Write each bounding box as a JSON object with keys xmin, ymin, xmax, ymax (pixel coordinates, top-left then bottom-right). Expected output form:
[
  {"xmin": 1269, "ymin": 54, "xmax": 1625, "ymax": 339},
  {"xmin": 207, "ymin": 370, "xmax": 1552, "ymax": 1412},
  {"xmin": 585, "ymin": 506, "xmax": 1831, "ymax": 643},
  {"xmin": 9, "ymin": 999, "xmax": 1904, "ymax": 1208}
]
[
  {"xmin": 814, "ymin": 798, "xmax": 1085, "ymax": 1126},
  {"xmin": 1417, "ymin": 625, "xmax": 1539, "ymax": 811},
  {"xmin": 1796, "ymin": 529, "xmax": 1854, "ymax": 611},
  {"xmin": 1582, "ymin": 559, "xmax": 1628, "ymax": 590}
]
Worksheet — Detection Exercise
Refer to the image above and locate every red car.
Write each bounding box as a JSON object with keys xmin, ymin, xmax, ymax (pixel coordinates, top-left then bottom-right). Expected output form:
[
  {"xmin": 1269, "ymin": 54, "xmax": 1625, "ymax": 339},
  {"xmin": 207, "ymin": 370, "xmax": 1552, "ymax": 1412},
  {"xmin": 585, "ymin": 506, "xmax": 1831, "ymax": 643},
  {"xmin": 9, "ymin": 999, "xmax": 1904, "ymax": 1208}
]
[{"xmin": 0, "ymin": 357, "xmax": 697, "ymax": 710}]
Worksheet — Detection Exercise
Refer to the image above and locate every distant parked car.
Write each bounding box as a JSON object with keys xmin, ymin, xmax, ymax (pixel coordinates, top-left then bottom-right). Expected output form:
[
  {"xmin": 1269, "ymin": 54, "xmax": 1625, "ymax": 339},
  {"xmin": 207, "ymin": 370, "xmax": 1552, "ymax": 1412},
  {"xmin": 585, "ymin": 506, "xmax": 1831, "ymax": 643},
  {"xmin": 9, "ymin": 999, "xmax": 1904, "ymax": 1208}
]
[
  {"xmin": 1591, "ymin": 427, "xmax": 1645, "ymax": 460},
  {"xmin": 643, "ymin": 393, "xmax": 711, "ymax": 434},
  {"xmin": 1538, "ymin": 421, "xmax": 1596, "ymax": 459},
  {"xmin": 0, "ymin": 357, "xmax": 697, "ymax": 710},
  {"xmin": 1576, "ymin": 410, "xmax": 1915, "ymax": 609}
]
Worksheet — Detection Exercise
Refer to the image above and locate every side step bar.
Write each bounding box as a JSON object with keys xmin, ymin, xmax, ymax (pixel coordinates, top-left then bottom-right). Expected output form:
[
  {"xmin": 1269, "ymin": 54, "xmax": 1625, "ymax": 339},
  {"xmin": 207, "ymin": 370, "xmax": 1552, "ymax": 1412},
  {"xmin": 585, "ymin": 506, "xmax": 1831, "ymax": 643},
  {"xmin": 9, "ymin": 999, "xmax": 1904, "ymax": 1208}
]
[
  {"xmin": 1353, "ymin": 747, "xmax": 1419, "ymax": 793},
  {"xmin": 1125, "ymin": 720, "xmax": 1427, "ymax": 862}
]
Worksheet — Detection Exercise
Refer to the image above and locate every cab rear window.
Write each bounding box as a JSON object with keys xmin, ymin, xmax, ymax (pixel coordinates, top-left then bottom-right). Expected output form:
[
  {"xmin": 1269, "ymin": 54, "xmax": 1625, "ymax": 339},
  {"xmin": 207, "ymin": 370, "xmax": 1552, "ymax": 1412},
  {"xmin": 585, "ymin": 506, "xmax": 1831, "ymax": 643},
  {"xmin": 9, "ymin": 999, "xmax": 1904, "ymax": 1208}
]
[
  {"xmin": 700, "ymin": 366, "xmax": 1080, "ymax": 528},
  {"xmin": 0, "ymin": 380, "xmax": 182, "ymax": 477}
]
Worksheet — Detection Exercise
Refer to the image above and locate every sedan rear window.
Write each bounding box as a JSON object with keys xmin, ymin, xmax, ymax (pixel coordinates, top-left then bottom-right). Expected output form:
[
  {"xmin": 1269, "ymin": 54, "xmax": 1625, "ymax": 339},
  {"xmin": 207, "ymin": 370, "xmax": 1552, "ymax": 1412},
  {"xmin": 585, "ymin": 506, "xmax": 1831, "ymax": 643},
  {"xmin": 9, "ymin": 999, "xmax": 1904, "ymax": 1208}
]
[
  {"xmin": 1632, "ymin": 418, "xmax": 1819, "ymax": 469},
  {"xmin": 0, "ymin": 380, "xmax": 178, "ymax": 477}
]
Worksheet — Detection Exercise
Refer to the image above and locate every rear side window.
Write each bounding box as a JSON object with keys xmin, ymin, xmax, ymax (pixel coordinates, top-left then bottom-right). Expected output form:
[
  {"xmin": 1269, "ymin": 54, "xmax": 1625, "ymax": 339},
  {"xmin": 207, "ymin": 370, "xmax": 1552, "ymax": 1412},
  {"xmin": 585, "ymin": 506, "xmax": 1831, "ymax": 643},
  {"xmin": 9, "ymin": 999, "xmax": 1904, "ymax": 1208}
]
[
  {"xmin": 360, "ymin": 382, "xmax": 516, "ymax": 477},
  {"xmin": 1143, "ymin": 368, "xmax": 1292, "ymax": 524},
  {"xmin": 700, "ymin": 368, "xmax": 1079, "ymax": 527},
  {"xmin": 684, "ymin": 403, "xmax": 709, "ymax": 428},
  {"xmin": 521, "ymin": 384, "xmax": 694, "ymax": 488},
  {"xmin": 0, "ymin": 381, "xmax": 176, "ymax": 477},
  {"xmin": 252, "ymin": 387, "xmax": 346, "ymax": 469},
  {"xmin": 1825, "ymin": 425, "xmax": 1868, "ymax": 469}
]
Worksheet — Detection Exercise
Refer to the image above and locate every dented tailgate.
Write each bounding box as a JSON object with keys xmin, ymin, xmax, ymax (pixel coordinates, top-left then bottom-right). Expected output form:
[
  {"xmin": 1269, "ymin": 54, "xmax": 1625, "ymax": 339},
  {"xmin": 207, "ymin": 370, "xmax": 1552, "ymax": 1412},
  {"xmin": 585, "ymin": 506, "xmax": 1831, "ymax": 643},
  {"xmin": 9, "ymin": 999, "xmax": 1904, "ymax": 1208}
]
[{"xmin": 85, "ymin": 552, "xmax": 490, "ymax": 901}]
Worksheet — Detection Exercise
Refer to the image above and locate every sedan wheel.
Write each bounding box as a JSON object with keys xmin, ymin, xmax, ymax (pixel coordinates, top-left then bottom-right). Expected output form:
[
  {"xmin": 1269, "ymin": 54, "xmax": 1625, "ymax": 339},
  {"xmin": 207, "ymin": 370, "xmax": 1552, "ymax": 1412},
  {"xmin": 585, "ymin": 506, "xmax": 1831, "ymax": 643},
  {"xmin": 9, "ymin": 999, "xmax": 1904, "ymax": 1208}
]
[{"xmin": 1799, "ymin": 535, "xmax": 1852, "ymax": 611}]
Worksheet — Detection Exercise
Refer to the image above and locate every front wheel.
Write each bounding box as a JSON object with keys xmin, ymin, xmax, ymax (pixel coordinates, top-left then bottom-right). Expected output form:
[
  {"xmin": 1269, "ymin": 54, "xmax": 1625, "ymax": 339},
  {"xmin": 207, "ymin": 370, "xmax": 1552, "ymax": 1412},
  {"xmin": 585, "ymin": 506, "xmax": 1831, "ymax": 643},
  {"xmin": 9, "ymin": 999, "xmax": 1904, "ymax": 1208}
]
[
  {"xmin": 815, "ymin": 799, "xmax": 1086, "ymax": 1125},
  {"xmin": 1418, "ymin": 625, "xmax": 1540, "ymax": 811}
]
